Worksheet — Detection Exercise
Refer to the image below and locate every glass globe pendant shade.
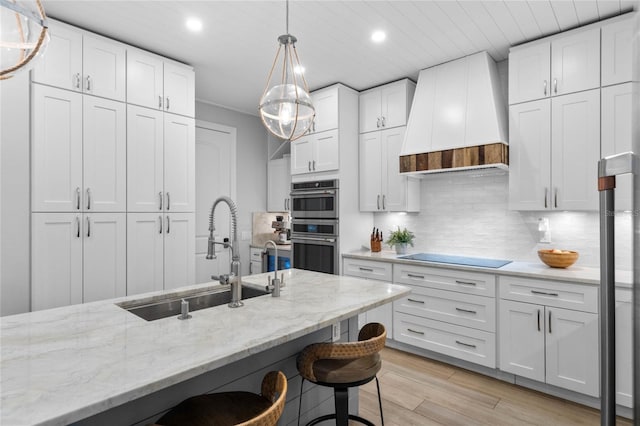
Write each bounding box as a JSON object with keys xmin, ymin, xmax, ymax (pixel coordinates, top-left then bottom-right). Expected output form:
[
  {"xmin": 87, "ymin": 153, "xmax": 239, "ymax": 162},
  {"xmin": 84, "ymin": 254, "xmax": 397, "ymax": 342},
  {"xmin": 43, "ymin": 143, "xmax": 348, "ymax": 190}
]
[{"xmin": 0, "ymin": 0, "xmax": 49, "ymax": 80}]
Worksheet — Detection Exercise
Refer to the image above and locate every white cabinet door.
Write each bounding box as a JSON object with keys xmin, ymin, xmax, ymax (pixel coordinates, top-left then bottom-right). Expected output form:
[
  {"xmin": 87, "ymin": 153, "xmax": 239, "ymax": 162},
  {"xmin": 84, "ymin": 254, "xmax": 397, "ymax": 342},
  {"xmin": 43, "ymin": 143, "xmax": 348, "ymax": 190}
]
[
  {"xmin": 601, "ymin": 83, "xmax": 633, "ymax": 211},
  {"xmin": 163, "ymin": 62, "xmax": 195, "ymax": 117},
  {"xmin": 381, "ymin": 82, "xmax": 410, "ymax": 129},
  {"xmin": 83, "ymin": 96, "xmax": 126, "ymax": 212},
  {"xmin": 313, "ymin": 130, "xmax": 339, "ymax": 172},
  {"xmin": 499, "ymin": 300, "xmax": 545, "ymax": 382},
  {"xmin": 31, "ymin": 21, "xmax": 82, "ymax": 91},
  {"xmin": 164, "ymin": 114, "xmax": 195, "ymax": 212},
  {"xmin": 127, "ymin": 105, "xmax": 164, "ymax": 212},
  {"xmin": 267, "ymin": 157, "xmax": 291, "ymax": 212},
  {"xmin": 83, "ymin": 213, "xmax": 126, "ymax": 302},
  {"xmin": 126, "ymin": 213, "xmax": 164, "ymax": 295},
  {"xmin": 359, "ymin": 90, "xmax": 381, "ymax": 133},
  {"xmin": 126, "ymin": 50, "xmax": 164, "ymax": 111},
  {"xmin": 359, "ymin": 132, "xmax": 382, "ymax": 212},
  {"xmin": 616, "ymin": 289, "xmax": 632, "ymax": 407},
  {"xmin": 31, "ymin": 213, "xmax": 83, "ymax": 311},
  {"xmin": 82, "ymin": 34, "xmax": 126, "ymax": 101},
  {"xmin": 601, "ymin": 19, "xmax": 633, "ymax": 86},
  {"xmin": 290, "ymin": 136, "xmax": 314, "ymax": 175},
  {"xmin": 311, "ymin": 88, "xmax": 338, "ymax": 133},
  {"xmin": 508, "ymin": 43, "xmax": 550, "ymax": 105},
  {"xmin": 545, "ymin": 307, "xmax": 599, "ymax": 397},
  {"xmin": 508, "ymin": 99, "xmax": 551, "ymax": 210},
  {"xmin": 551, "ymin": 28, "xmax": 600, "ymax": 96},
  {"xmin": 164, "ymin": 213, "xmax": 195, "ymax": 290},
  {"xmin": 32, "ymin": 85, "xmax": 83, "ymax": 212},
  {"xmin": 551, "ymin": 89, "xmax": 600, "ymax": 211},
  {"xmin": 382, "ymin": 127, "xmax": 407, "ymax": 212}
]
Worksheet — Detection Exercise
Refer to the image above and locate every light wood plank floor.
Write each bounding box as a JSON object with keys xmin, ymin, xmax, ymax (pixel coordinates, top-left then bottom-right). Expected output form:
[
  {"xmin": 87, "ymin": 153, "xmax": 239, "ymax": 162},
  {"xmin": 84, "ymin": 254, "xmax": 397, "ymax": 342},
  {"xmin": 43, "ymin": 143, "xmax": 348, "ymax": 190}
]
[{"xmin": 357, "ymin": 347, "xmax": 632, "ymax": 426}]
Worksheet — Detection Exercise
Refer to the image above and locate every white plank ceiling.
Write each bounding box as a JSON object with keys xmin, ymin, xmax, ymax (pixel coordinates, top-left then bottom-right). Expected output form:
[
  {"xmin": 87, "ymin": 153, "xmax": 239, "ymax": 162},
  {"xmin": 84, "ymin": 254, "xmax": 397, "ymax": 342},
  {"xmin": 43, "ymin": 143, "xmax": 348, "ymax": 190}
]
[{"xmin": 43, "ymin": 1, "xmax": 638, "ymax": 115}]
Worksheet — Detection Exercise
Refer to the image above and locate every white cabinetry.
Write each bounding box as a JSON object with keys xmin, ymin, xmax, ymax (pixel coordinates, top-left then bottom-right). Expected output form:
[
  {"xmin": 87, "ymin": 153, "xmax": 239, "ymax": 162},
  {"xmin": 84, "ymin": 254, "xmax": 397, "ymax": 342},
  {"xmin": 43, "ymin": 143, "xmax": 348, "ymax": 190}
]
[
  {"xmin": 31, "ymin": 213, "xmax": 126, "ymax": 311},
  {"xmin": 601, "ymin": 19, "xmax": 633, "ymax": 87},
  {"xmin": 342, "ymin": 258, "xmax": 394, "ymax": 339},
  {"xmin": 127, "ymin": 213, "xmax": 195, "ymax": 295},
  {"xmin": 309, "ymin": 88, "xmax": 338, "ymax": 134},
  {"xmin": 267, "ymin": 156, "xmax": 292, "ymax": 212},
  {"xmin": 616, "ymin": 288, "xmax": 632, "ymax": 407},
  {"xmin": 32, "ymin": 85, "xmax": 126, "ymax": 212},
  {"xmin": 393, "ymin": 265, "xmax": 497, "ymax": 368},
  {"xmin": 250, "ymin": 248, "xmax": 264, "ymax": 275},
  {"xmin": 509, "ymin": 27, "xmax": 599, "ymax": 104},
  {"xmin": 290, "ymin": 129, "xmax": 339, "ymax": 175},
  {"xmin": 509, "ymin": 89, "xmax": 600, "ymax": 211},
  {"xmin": 359, "ymin": 127, "xmax": 419, "ymax": 212},
  {"xmin": 498, "ymin": 277, "xmax": 599, "ymax": 397},
  {"xmin": 127, "ymin": 50, "xmax": 195, "ymax": 117},
  {"xmin": 32, "ymin": 20, "xmax": 126, "ymax": 102},
  {"xmin": 127, "ymin": 105, "xmax": 195, "ymax": 213},
  {"xmin": 359, "ymin": 79, "xmax": 415, "ymax": 133}
]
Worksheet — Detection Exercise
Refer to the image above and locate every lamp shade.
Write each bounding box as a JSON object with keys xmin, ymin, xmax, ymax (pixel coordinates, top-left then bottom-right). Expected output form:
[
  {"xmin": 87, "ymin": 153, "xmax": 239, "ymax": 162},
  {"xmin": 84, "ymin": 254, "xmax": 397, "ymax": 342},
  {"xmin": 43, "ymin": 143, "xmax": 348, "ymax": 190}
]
[
  {"xmin": 260, "ymin": 83, "xmax": 314, "ymax": 141},
  {"xmin": 0, "ymin": 0, "xmax": 49, "ymax": 80}
]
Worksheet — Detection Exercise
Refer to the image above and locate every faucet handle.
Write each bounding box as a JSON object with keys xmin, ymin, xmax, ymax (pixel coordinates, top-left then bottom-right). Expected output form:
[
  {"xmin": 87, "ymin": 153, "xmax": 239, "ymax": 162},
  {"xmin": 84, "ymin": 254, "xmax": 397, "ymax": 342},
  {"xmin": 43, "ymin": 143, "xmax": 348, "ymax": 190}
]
[
  {"xmin": 211, "ymin": 274, "xmax": 230, "ymax": 285},
  {"xmin": 280, "ymin": 273, "xmax": 285, "ymax": 287}
]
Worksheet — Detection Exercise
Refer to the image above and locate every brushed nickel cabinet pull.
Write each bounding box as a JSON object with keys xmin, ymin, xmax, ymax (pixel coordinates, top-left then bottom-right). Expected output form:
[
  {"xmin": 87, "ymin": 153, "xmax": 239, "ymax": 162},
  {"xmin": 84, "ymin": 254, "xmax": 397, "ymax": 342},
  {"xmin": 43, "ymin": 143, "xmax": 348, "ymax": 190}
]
[
  {"xmin": 76, "ymin": 187, "xmax": 81, "ymax": 210},
  {"xmin": 377, "ymin": 194, "xmax": 380, "ymax": 210},
  {"xmin": 537, "ymin": 309, "xmax": 541, "ymax": 331},
  {"xmin": 86, "ymin": 75, "xmax": 91, "ymax": 91},
  {"xmin": 158, "ymin": 96, "xmax": 163, "ymax": 109},
  {"xmin": 543, "ymin": 80, "xmax": 547, "ymax": 96},
  {"xmin": 455, "ymin": 280, "xmax": 477, "ymax": 286},
  {"xmin": 166, "ymin": 97, "xmax": 170, "ymax": 110},
  {"xmin": 159, "ymin": 216, "xmax": 163, "ymax": 234},
  {"xmin": 381, "ymin": 116, "xmax": 386, "ymax": 127},
  {"xmin": 408, "ymin": 273, "xmax": 425, "ymax": 279},
  {"xmin": 376, "ymin": 117, "xmax": 381, "ymax": 128},
  {"xmin": 166, "ymin": 192, "xmax": 170, "ymax": 210},
  {"xmin": 359, "ymin": 267, "xmax": 374, "ymax": 272},
  {"xmin": 86, "ymin": 216, "xmax": 91, "ymax": 237},
  {"xmin": 312, "ymin": 160, "xmax": 316, "ymax": 171},
  {"xmin": 382, "ymin": 194, "xmax": 386, "ymax": 210},
  {"xmin": 455, "ymin": 307, "xmax": 477, "ymax": 314},
  {"xmin": 308, "ymin": 161, "xmax": 311, "ymax": 172},
  {"xmin": 86, "ymin": 188, "xmax": 91, "ymax": 210},
  {"xmin": 407, "ymin": 328, "xmax": 424, "ymax": 335},
  {"xmin": 548, "ymin": 310, "xmax": 552, "ymax": 333},
  {"xmin": 159, "ymin": 192, "xmax": 163, "ymax": 210},
  {"xmin": 407, "ymin": 298, "xmax": 425, "ymax": 304},
  {"xmin": 531, "ymin": 290, "xmax": 559, "ymax": 297},
  {"xmin": 455, "ymin": 340, "xmax": 477, "ymax": 348},
  {"xmin": 166, "ymin": 215, "xmax": 170, "ymax": 234},
  {"xmin": 554, "ymin": 188, "xmax": 558, "ymax": 208},
  {"xmin": 76, "ymin": 216, "xmax": 80, "ymax": 238},
  {"xmin": 553, "ymin": 78, "xmax": 558, "ymax": 94},
  {"xmin": 544, "ymin": 187, "xmax": 548, "ymax": 208}
]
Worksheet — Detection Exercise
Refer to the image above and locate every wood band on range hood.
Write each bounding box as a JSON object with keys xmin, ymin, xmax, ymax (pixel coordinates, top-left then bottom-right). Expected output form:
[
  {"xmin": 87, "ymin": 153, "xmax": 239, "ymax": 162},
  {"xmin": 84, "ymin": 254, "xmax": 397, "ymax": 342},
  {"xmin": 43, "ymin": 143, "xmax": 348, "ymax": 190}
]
[{"xmin": 399, "ymin": 142, "xmax": 508, "ymax": 174}]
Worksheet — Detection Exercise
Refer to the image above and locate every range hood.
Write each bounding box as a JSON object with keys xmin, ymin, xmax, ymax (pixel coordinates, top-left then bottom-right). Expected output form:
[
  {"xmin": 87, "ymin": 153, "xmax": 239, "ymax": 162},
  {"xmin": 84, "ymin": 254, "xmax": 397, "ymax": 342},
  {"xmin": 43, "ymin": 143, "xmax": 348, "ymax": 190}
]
[{"xmin": 400, "ymin": 51, "xmax": 508, "ymax": 174}]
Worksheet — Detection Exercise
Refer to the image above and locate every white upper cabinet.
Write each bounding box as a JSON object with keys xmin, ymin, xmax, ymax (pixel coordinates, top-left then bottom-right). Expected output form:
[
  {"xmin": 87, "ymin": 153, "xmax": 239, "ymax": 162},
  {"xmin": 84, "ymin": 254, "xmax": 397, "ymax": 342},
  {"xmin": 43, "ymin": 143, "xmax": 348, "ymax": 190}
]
[
  {"xmin": 83, "ymin": 96, "xmax": 126, "ymax": 212},
  {"xmin": 32, "ymin": 85, "xmax": 83, "ymax": 212},
  {"xmin": 164, "ymin": 115, "xmax": 196, "ymax": 212},
  {"xmin": 309, "ymin": 87, "xmax": 339, "ymax": 134},
  {"xmin": 509, "ymin": 27, "xmax": 599, "ymax": 104},
  {"xmin": 601, "ymin": 19, "xmax": 634, "ymax": 86},
  {"xmin": 290, "ymin": 129, "xmax": 339, "ymax": 175},
  {"xmin": 359, "ymin": 79, "xmax": 415, "ymax": 133},
  {"xmin": 127, "ymin": 50, "xmax": 195, "ymax": 117},
  {"xmin": 267, "ymin": 157, "xmax": 292, "ymax": 212},
  {"xmin": 32, "ymin": 20, "xmax": 126, "ymax": 102}
]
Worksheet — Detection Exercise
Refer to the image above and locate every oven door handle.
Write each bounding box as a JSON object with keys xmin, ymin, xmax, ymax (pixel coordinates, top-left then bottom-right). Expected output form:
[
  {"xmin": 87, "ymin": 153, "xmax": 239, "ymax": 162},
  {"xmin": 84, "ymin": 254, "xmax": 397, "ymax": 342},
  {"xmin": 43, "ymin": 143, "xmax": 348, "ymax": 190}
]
[
  {"xmin": 291, "ymin": 236, "xmax": 336, "ymax": 243},
  {"xmin": 291, "ymin": 190, "xmax": 336, "ymax": 196}
]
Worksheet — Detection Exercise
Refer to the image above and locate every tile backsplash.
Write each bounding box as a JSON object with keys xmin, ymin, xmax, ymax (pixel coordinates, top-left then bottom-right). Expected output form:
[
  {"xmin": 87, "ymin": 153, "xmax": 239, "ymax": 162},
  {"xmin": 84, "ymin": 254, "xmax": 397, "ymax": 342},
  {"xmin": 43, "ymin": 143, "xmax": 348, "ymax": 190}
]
[{"xmin": 373, "ymin": 170, "xmax": 633, "ymax": 271}]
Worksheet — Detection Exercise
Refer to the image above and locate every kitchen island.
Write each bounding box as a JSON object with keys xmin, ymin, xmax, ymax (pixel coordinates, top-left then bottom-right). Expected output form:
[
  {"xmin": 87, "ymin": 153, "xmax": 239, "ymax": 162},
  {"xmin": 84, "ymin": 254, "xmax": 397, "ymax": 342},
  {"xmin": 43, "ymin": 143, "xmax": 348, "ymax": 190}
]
[{"xmin": 1, "ymin": 269, "xmax": 409, "ymax": 426}]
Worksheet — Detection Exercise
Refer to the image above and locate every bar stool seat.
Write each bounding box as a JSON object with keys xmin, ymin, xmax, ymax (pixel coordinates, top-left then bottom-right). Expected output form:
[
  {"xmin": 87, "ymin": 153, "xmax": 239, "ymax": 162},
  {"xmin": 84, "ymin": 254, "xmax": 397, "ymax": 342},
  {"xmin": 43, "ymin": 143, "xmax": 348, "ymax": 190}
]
[
  {"xmin": 296, "ymin": 323, "xmax": 386, "ymax": 426},
  {"xmin": 154, "ymin": 370, "xmax": 287, "ymax": 426}
]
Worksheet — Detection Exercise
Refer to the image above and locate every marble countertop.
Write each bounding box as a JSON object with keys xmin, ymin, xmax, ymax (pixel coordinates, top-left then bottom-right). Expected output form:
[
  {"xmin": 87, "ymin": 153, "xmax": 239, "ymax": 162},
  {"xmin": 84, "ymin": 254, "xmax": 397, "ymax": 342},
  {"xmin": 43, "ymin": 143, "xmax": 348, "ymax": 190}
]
[
  {"xmin": 343, "ymin": 250, "xmax": 633, "ymax": 288},
  {"xmin": 1, "ymin": 269, "xmax": 409, "ymax": 426}
]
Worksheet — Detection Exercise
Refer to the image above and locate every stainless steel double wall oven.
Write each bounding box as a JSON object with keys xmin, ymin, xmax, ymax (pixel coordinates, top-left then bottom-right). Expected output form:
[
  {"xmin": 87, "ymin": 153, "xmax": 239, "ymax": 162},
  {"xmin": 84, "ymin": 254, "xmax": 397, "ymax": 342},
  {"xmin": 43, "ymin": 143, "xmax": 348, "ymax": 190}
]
[{"xmin": 290, "ymin": 179, "xmax": 339, "ymax": 275}]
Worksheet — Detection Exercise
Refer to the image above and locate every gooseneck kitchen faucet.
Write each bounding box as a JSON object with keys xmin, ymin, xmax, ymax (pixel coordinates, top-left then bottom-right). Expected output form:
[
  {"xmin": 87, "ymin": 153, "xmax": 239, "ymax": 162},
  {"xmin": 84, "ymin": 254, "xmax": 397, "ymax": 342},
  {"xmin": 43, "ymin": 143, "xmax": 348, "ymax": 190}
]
[{"xmin": 207, "ymin": 196, "xmax": 243, "ymax": 308}]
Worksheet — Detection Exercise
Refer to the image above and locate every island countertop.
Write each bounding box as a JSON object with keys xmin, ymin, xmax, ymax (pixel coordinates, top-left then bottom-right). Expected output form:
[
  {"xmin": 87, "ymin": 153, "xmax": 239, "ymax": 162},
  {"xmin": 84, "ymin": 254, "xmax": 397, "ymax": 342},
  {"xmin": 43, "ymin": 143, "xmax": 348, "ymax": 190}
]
[{"xmin": 1, "ymin": 269, "xmax": 409, "ymax": 426}]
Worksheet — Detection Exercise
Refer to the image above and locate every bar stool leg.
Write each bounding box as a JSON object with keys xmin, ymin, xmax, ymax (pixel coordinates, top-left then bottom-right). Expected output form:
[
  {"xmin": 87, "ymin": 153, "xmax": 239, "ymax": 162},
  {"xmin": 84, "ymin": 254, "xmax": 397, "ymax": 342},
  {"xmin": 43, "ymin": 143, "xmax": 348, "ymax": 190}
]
[
  {"xmin": 297, "ymin": 378, "xmax": 305, "ymax": 426},
  {"xmin": 334, "ymin": 387, "xmax": 349, "ymax": 426},
  {"xmin": 375, "ymin": 376, "xmax": 384, "ymax": 426}
]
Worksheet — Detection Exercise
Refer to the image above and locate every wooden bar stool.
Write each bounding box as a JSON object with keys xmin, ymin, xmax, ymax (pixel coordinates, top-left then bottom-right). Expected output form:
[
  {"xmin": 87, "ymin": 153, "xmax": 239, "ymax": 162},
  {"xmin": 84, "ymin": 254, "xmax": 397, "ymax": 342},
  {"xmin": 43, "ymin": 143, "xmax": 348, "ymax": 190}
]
[
  {"xmin": 153, "ymin": 370, "xmax": 287, "ymax": 426},
  {"xmin": 296, "ymin": 323, "xmax": 386, "ymax": 426}
]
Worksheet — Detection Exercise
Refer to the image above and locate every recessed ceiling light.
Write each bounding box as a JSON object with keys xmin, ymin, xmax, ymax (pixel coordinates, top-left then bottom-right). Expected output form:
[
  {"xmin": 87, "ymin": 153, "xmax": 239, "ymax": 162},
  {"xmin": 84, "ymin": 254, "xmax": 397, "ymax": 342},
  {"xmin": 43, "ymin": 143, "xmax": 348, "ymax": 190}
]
[
  {"xmin": 294, "ymin": 65, "xmax": 305, "ymax": 74},
  {"xmin": 186, "ymin": 18, "xmax": 203, "ymax": 32},
  {"xmin": 371, "ymin": 30, "xmax": 386, "ymax": 43}
]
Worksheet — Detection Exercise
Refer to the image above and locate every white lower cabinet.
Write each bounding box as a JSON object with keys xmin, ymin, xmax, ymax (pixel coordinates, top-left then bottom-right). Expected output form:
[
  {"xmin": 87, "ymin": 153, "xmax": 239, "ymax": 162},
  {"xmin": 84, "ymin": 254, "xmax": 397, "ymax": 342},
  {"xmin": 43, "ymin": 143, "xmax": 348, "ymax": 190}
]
[
  {"xmin": 32, "ymin": 213, "xmax": 126, "ymax": 311},
  {"xmin": 616, "ymin": 288, "xmax": 632, "ymax": 407},
  {"xmin": 499, "ymin": 276, "xmax": 600, "ymax": 398},
  {"xmin": 127, "ymin": 213, "xmax": 195, "ymax": 296},
  {"xmin": 250, "ymin": 248, "xmax": 264, "ymax": 275}
]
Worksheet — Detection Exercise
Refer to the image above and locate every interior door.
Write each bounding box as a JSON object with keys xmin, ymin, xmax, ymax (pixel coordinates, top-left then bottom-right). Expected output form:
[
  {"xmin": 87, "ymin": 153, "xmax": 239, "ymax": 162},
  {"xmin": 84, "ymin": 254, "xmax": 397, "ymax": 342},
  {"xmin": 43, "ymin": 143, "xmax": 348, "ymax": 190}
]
[{"xmin": 195, "ymin": 122, "xmax": 236, "ymax": 283}]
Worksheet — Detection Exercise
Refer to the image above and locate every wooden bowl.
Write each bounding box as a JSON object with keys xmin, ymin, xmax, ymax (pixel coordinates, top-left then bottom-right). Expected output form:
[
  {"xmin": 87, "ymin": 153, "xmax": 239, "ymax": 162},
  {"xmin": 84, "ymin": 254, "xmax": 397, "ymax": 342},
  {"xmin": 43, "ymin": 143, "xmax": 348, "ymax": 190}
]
[{"xmin": 538, "ymin": 249, "xmax": 579, "ymax": 268}]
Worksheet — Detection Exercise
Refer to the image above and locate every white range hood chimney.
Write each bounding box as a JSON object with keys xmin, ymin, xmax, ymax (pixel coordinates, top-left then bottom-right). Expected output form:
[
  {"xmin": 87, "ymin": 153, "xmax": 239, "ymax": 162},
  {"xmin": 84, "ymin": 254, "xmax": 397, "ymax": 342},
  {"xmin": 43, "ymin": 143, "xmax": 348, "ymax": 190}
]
[{"xmin": 399, "ymin": 51, "xmax": 508, "ymax": 174}]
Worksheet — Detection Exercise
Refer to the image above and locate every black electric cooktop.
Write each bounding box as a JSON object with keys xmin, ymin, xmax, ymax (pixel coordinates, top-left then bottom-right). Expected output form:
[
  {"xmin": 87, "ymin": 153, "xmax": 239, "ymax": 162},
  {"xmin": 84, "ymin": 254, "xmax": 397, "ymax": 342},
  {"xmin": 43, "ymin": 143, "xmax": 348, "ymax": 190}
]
[{"xmin": 398, "ymin": 253, "xmax": 512, "ymax": 269}]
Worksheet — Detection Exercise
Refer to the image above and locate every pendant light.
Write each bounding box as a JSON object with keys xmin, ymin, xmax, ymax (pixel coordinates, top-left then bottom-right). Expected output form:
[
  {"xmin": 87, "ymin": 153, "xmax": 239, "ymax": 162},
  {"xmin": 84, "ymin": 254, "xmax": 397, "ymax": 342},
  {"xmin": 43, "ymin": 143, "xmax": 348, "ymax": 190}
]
[
  {"xmin": 0, "ymin": 0, "xmax": 49, "ymax": 80},
  {"xmin": 259, "ymin": 0, "xmax": 315, "ymax": 141}
]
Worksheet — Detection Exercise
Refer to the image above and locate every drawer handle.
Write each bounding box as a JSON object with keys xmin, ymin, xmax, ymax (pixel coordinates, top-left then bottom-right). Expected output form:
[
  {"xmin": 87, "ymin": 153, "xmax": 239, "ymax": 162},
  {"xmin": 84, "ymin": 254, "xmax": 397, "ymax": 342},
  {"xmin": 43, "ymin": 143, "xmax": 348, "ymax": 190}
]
[
  {"xmin": 408, "ymin": 273, "xmax": 425, "ymax": 279},
  {"xmin": 537, "ymin": 309, "xmax": 541, "ymax": 332},
  {"xmin": 455, "ymin": 280, "xmax": 477, "ymax": 286},
  {"xmin": 455, "ymin": 307, "xmax": 477, "ymax": 314},
  {"xmin": 407, "ymin": 328, "xmax": 424, "ymax": 335},
  {"xmin": 455, "ymin": 340, "xmax": 477, "ymax": 349},
  {"xmin": 407, "ymin": 298, "xmax": 424, "ymax": 304},
  {"xmin": 531, "ymin": 290, "xmax": 559, "ymax": 297},
  {"xmin": 359, "ymin": 267, "xmax": 374, "ymax": 272},
  {"xmin": 548, "ymin": 310, "xmax": 552, "ymax": 334}
]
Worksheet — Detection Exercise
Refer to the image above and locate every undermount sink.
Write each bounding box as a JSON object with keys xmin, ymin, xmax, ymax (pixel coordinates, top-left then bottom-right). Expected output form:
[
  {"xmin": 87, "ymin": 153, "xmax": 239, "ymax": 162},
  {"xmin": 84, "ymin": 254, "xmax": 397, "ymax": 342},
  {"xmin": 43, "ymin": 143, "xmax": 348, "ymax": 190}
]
[{"xmin": 118, "ymin": 286, "xmax": 269, "ymax": 321}]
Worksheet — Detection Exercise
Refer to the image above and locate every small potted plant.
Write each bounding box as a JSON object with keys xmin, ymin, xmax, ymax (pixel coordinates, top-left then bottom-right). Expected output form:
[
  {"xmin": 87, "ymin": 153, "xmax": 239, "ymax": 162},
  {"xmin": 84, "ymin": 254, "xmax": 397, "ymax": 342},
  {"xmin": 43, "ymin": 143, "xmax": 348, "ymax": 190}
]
[{"xmin": 386, "ymin": 226, "xmax": 415, "ymax": 255}]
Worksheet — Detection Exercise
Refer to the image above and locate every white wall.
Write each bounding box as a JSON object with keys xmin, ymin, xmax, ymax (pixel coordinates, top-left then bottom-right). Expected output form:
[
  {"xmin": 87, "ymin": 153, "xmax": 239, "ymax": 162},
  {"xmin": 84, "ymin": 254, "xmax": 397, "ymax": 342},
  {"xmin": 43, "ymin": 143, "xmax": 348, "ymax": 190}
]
[
  {"xmin": 0, "ymin": 73, "xmax": 31, "ymax": 316},
  {"xmin": 373, "ymin": 170, "xmax": 633, "ymax": 271},
  {"xmin": 195, "ymin": 101, "xmax": 268, "ymax": 276}
]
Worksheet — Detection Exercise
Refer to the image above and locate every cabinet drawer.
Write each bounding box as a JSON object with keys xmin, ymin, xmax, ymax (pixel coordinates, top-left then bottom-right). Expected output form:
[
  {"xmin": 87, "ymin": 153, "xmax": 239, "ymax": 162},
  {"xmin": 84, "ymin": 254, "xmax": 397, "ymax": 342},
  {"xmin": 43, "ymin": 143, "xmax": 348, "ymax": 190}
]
[
  {"xmin": 394, "ymin": 264, "xmax": 495, "ymax": 297},
  {"xmin": 394, "ymin": 312, "xmax": 496, "ymax": 368},
  {"xmin": 343, "ymin": 258, "xmax": 392, "ymax": 281},
  {"xmin": 499, "ymin": 276, "xmax": 598, "ymax": 313},
  {"xmin": 394, "ymin": 286, "xmax": 495, "ymax": 332}
]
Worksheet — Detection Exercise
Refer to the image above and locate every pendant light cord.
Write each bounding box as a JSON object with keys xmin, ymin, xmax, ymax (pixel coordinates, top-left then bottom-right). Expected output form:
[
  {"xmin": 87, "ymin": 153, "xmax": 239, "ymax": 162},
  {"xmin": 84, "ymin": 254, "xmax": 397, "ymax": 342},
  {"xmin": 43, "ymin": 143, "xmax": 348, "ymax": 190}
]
[{"xmin": 286, "ymin": 0, "xmax": 289, "ymax": 35}]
